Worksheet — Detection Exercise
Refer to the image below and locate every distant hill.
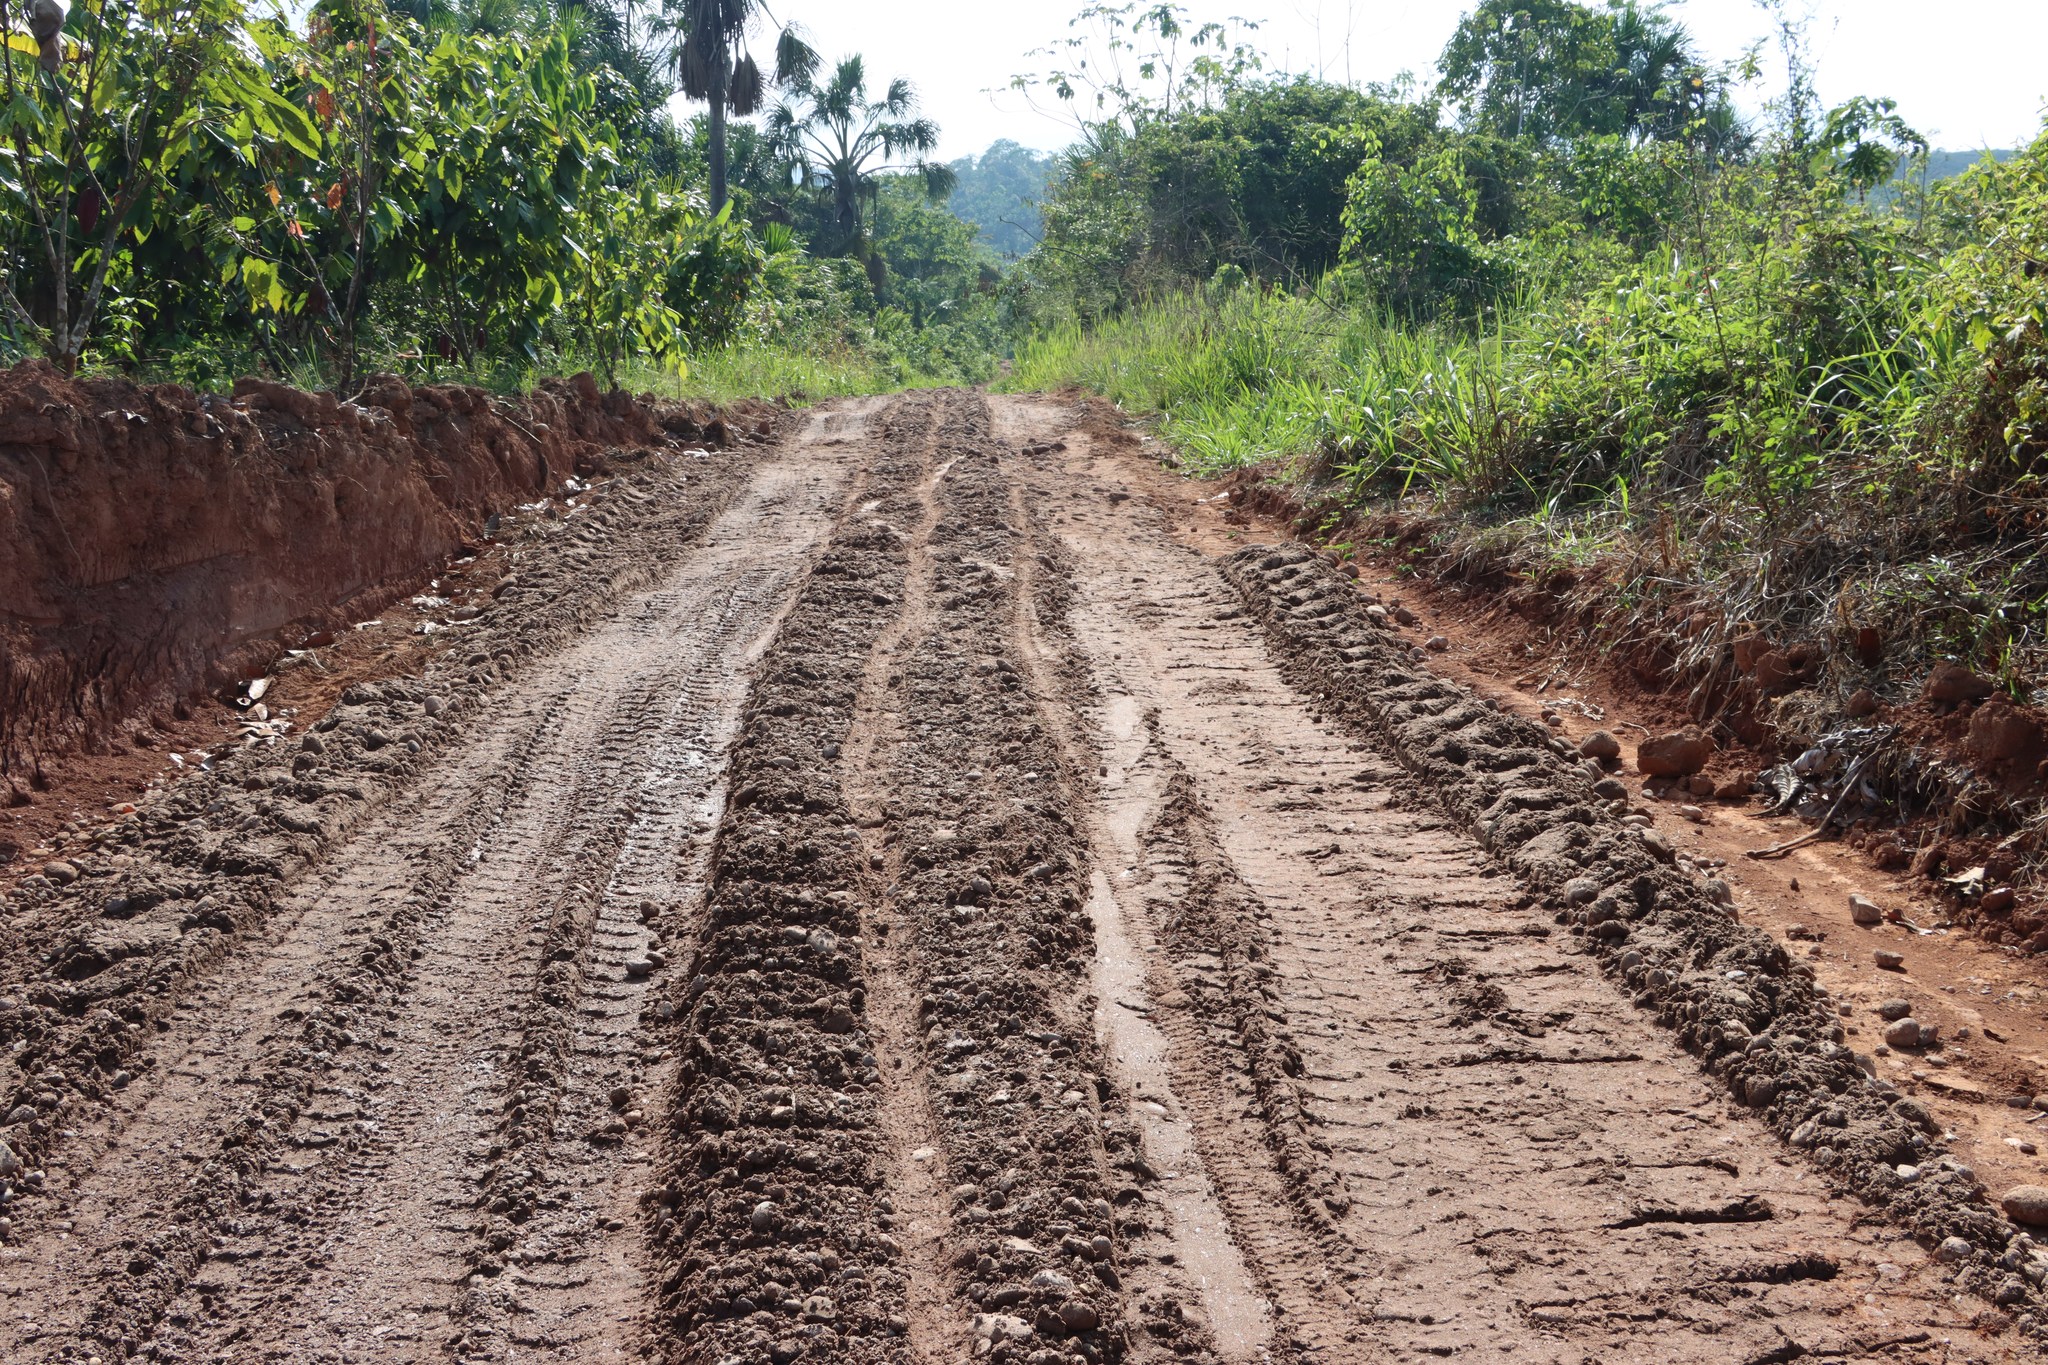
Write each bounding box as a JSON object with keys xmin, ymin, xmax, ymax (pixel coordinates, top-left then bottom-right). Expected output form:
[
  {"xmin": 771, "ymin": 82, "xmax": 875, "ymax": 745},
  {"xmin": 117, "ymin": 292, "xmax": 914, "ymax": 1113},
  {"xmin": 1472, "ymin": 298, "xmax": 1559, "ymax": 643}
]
[
  {"xmin": 1904, "ymin": 147, "xmax": 2017, "ymax": 184},
  {"xmin": 1868, "ymin": 147, "xmax": 2016, "ymax": 209},
  {"xmin": 947, "ymin": 141, "xmax": 1057, "ymax": 260}
]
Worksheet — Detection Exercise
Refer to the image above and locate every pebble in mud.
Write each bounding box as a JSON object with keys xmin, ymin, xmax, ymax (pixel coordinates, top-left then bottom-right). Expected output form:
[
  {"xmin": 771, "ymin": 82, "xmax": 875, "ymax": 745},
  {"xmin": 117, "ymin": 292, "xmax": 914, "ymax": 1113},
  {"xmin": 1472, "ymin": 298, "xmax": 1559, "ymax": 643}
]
[{"xmin": 1874, "ymin": 949, "xmax": 1906, "ymax": 971}]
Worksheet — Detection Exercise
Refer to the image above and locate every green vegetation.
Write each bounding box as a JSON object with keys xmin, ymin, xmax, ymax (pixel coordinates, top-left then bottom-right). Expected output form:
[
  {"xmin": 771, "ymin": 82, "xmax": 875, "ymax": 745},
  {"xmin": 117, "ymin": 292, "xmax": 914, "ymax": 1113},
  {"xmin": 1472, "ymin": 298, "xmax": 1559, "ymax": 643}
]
[
  {"xmin": 10, "ymin": 0, "xmax": 2048, "ymax": 703},
  {"xmin": 0, "ymin": 0, "xmax": 1003, "ymax": 393},
  {"xmin": 1002, "ymin": 1, "xmax": 2048, "ymax": 693}
]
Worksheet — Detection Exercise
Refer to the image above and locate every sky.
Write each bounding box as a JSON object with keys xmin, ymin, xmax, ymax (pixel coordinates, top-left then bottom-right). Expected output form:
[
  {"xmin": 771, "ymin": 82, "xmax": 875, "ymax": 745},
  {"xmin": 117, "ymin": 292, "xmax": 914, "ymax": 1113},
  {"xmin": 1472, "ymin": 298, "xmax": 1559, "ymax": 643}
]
[{"xmin": 748, "ymin": 0, "xmax": 2048, "ymax": 163}]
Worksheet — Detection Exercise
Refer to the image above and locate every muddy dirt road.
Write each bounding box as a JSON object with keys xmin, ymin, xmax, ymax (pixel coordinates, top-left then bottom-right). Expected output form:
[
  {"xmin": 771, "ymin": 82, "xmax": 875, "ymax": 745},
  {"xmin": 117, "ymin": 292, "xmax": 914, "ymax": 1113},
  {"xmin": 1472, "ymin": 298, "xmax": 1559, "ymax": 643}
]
[{"xmin": 1, "ymin": 391, "xmax": 2041, "ymax": 1364}]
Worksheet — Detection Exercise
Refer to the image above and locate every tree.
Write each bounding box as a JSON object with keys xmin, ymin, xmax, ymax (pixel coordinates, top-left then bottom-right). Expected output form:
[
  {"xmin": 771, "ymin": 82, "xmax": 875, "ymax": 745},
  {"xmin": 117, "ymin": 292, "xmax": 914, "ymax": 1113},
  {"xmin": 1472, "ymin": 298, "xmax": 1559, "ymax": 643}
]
[
  {"xmin": 0, "ymin": 0, "xmax": 244, "ymax": 373},
  {"xmin": 1436, "ymin": 0, "xmax": 1723, "ymax": 147},
  {"xmin": 767, "ymin": 54, "xmax": 951, "ymax": 285},
  {"xmin": 670, "ymin": 0, "xmax": 813, "ymax": 213},
  {"xmin": 1007, "ymin": 2, "xmax": 1261, "ymax": 149}
]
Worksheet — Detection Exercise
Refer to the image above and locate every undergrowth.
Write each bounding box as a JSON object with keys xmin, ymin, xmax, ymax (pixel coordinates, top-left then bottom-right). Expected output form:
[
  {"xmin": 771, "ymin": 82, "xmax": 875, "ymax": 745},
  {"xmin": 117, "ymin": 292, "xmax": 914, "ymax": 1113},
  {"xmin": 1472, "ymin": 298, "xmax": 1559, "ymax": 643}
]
[{"xmin": 1007, "ymin": 126, "xmax": 2048, "ymax": 705}]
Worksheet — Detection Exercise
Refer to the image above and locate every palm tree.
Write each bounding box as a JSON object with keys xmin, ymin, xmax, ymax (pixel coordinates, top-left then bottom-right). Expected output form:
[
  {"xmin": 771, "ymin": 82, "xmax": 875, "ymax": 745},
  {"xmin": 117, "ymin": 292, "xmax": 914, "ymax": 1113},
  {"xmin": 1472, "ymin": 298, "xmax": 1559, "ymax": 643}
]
[
  {"xmin": 671, "ymin": 0, "xmax": 814, "ymax": 213},
  {"xmin": 765, "ymin": 54, "xmax": 951, "ymax": 282}
]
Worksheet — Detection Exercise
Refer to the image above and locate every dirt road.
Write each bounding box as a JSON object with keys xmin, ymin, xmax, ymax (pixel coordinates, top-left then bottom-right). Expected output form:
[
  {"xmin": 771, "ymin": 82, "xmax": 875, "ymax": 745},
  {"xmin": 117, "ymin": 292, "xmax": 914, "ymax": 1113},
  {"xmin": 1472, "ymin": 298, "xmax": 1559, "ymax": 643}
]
[{"xmin": 0, "ymin": 391, "xmax": 2038, "ymax": 1364}]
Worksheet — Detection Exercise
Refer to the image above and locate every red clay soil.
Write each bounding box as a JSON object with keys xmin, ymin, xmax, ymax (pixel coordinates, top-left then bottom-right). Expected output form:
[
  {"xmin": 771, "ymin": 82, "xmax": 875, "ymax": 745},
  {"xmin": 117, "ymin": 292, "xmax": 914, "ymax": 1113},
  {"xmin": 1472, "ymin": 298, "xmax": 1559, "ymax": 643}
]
[
  {"xmin": 0, "ymin": 360, "xmax": 773, "ymax": 872},
  {"xmin": 1200, "ymin": 440, "xmax": 2048, "ymax": 951}
]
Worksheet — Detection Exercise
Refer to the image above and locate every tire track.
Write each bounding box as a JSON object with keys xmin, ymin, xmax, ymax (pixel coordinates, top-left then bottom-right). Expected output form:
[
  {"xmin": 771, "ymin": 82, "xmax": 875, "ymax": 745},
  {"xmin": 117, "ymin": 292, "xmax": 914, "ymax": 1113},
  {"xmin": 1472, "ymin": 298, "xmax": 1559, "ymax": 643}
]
[
  {"xmin": 995, "ymin": 394, "xmax": 2025, "ymax": 1364},
  {"xmin": 0, "ymin": 420, "xmax": 862, "ymax": 1363},
  {"xmin": 647, "ymin": 392, "xmax": 946, "ymax": 1365}
]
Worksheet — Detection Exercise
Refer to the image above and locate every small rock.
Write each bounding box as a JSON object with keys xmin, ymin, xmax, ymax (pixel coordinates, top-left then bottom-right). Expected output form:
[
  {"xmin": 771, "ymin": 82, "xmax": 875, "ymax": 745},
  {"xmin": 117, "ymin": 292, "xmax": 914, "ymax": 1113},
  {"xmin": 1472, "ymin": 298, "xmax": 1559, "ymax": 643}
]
[
  {"xmin": 0, "ymin": 1139, "xmax": 17, "ymax": 1179},
  {"xmin": 1896, "ymin": 1164, "xmax": 1921, "ymax": 1183},
  {"xmin": 1883, "ymin": 1018, "xmax": 1924, "ymax": 1049},
  {"xmin": 1849, "ymin": 895, "xmax": 1884, "ymax": 926},
  {"xmin": 1876, "ymin": 999, "xmax": 1913, "ymax": 1021},
  {"xmin": 1058, "ymin": 1300, "xmax": 1101, "ymax": 1334},
  {"xmin": 751, "ymin": 1200, "xmax": 778, "ymax": 1235},
  {"xmin": 1392, "ymin": 605, "xmax": 1418, "ymax": 627},
  {"xmin": 423, "ymin": 696, "xmax": 448, "ymax": 717},
  {"xmin": 1846, "ymin": 687, "xmax": 1881, "ymax": 718},
  {"xmin": 1424, "ymin": 635, "xmax": 1449, "ymax": 653},
  {"xmin": 1637, "ymin": 728, "xmax": 1714, "ymax": 778},
  {"xmin": 1578, "ymin": 731, "xmax": 1621, "ymax": 762},
  {"xmin": 42, "ymin": 861, "xmax": 78, "ymax": 885},
  {"xmin": 364, "ymin": 729, "xmax": 391, "ymax": 750},
  {"xmin": 4, "ymin": 1105, "xmax": 34, "ymax": 1126},
  {"xmin": 1592, "ymin": 777, "xmax": 1628, "ymax": 801},
  {"xmin": 2000, "ymin": 1185, "xmax": 2048, "ymax": 1227},
  {"xmin": 1873, "ymin": 949, "xmax": 1905, "ymax": 971},
  {"xmin": 1639, "ymin": 829, "xmax": 1676, "ymax": 864},
  {"xmin": 624, "ymin": 957, "xmax": 658, "ymax": 977},
  {"xmin": 1983, "ymin": 886, "xmax": 2017, "ymax": 914},
  {"xmin": 1364, "ymin": 604, "xmax": 1389, "ymax": 623},
  {"xmin": 1935, "ymin": 1235, "xmax": 1974, "ymax": 1263},
  {"xmin": 1677, "ymin": 804, "xmax": 1705, "ymax": 823},
  {"xmin": 609, "ymin": 1085, "xmax": 632, "ymax": 1110}
]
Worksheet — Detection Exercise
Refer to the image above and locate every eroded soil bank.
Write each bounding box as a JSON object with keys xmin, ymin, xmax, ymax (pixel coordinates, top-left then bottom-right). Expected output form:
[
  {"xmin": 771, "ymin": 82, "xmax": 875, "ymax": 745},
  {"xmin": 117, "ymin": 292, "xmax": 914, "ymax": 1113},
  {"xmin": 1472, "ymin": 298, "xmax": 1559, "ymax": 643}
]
[
  {"xmin": 0, "ymin": 389, "xmax": 2043, "ymax": 1365},
  {"xmin": 0, "ymin": 360, "xmax": 768, "ymax": 793}
]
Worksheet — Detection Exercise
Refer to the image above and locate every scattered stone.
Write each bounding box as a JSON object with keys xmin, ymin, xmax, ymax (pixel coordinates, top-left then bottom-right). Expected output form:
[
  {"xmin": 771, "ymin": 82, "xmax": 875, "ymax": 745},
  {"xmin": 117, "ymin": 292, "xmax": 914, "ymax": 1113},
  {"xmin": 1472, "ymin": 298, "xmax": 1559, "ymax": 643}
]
[
  {"xmin": 1684, "ymin": 774, "xmax": 1717, "ymax": 799},
  {"xmin": 2000, "ymin": 1185, "xmax": 2048, "ymax": 1227},
  {"xmin": 1364, "ymin": 604, "xmax": 1389, "ymax": 624},
  {"xmin": 1849, "ymin": 895, "xmax": 1884, "ymax": 926},
  {"xmin": 1392, "ymin": 605, "xmax": 1418, "ymax": 627},
  {"xmin": 1636, "ymin": 728, "xmax": 1713, "ymax": 778},
  {"xmin": 4, "ymin": 1105, "xmax": 33, "ymax": 1126},
  {"xmin": 1424, "ymin": 635, "xmax": 1449, "ymax": 653},
  {"xmin": 1883, "ymin": 1018, "xmax": 1924, "ymax": 1049},
  {"xmin": 1677, "ymin": 804, "xmax": 1705, "ymax": 823},
  {"xmin": 42, "ymin": 860, "xmax": 78, "ymax": 885},
  {"xmin": 1874, "ymin": 949, "xmax": 1906, "ymax": 971},
  {"xmin": 1935, "ymin": 1235, "xmax": 1974, "ymax": 1263},
  {"xmin": 1578, "ymin": 731, "xmax": 1621, "ymax": 762},
  {"xmin": 1876, "ymin": 999, "xmax": 1913, "ymax": 1021},
  {"xmin": 1982, "ymin": 886, "xmax": 2017, "ymax": 914},
  {"xmin": 0, "ymin": 1139, "xmax": 17, "ymax": 1179},
  {"xmin": 1846, "ymin": 688, "xmax": 1881, "ymax": 718},
  {"xmin": 1714, "ymin": 775, "xmax": 1755, "ymax": 801},
  {"xmin": 424, "ymin": 696, "xmax": 448, "ymax": 717},
  {"xmin": 750, "ymin": 1200, "xmax": 778, "ymax": 1235},
  {"xmin": 1592, "ymin": 777, "xmax": 1628, "ymax": 801}
]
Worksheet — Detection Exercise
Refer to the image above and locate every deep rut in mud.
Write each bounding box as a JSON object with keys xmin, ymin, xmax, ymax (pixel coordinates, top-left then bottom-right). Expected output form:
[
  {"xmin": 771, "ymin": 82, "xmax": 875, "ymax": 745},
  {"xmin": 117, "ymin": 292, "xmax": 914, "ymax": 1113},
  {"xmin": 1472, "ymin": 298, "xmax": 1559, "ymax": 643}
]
[{"xmin": 0, "ymin": 391, "xmax": 2039, "ymax": 1365}]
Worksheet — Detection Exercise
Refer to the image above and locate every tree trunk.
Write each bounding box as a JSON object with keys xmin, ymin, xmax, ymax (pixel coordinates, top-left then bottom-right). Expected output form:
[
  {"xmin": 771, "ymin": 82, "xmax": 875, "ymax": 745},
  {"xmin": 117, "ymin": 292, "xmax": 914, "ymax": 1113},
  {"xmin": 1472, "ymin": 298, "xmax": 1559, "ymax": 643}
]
[{"xmin": 708, "ymin": 45, "xmax": 729, "ymax": 215}]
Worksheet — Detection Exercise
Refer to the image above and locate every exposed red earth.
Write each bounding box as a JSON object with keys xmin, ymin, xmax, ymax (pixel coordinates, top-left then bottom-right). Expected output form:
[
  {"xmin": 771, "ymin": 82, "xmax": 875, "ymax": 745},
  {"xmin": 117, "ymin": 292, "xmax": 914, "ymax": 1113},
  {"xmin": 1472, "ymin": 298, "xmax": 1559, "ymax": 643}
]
[{"xmin": 2, "ymin": 385, "xmax": 2047, "ymax": 1364}]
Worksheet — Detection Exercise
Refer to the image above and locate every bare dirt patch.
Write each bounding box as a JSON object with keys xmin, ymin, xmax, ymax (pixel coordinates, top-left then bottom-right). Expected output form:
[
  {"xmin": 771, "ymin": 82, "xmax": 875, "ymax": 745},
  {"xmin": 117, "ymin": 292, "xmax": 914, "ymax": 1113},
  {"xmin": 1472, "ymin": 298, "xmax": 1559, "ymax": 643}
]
[{"xmin": 2, "ymin": 388, "xmax": 2043, "ymax": 1365}]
